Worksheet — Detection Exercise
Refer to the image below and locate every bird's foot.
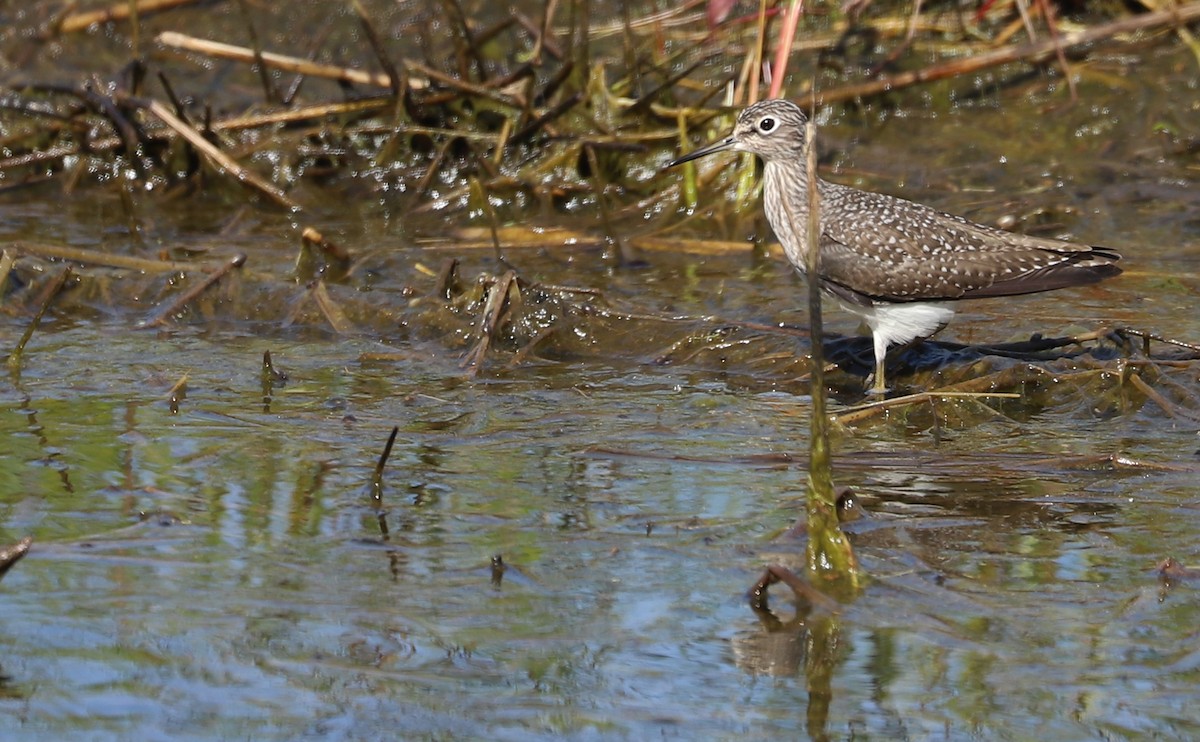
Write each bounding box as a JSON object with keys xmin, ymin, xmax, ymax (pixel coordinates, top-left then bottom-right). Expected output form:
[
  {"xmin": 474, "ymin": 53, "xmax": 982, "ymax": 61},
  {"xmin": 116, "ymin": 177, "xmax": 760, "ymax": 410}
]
[{"xmin": 864, "ymin": 373, "xmax": 890, "ymax": 397}]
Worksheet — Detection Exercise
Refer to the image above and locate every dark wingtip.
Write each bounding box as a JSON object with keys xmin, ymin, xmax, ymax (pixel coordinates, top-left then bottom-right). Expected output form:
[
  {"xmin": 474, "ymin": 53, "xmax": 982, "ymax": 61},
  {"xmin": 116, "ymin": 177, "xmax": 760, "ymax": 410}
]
[
  {"xmin": 1079, "ymin": 245, "xmax": 1123, "ymax": 278},
  {"xmin": 960, "ymin": 245, "xmax": 1124, "ymax": 299},
  {"xmin": 1088, "ymin": 245, "xmax": 1123, "ymax": 264}
]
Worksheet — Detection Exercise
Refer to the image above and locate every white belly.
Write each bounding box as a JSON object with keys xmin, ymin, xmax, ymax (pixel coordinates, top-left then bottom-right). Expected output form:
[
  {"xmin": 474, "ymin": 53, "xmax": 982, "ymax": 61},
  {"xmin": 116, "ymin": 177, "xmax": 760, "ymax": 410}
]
[{"xmin": 838, "ymin": 300, "xmax": 955, "ymax": 351}]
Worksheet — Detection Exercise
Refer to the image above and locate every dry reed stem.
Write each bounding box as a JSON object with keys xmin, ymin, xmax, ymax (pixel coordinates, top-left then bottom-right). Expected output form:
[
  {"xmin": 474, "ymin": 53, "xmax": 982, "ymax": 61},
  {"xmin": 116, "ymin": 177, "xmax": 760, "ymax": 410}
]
[
  {"xmin": 526, "ymin": 2, "xmax": 563, "ymax": 62},
  {"xmin": 166, "ymin": 373, "xmax": 189, "ymax": 409},
  {"xmin": 156, "ymin": 32, "xmax": 397, "ymax": 89},
  {"xmin": 0, "ymin": 537, "xmax": 33, "ymax": 579},
  {"xmin": 435, "ymin": 226, "xmax": 784, "ymax": 257},
  {"xmin": 312, "ymin": 281, "xmax": 355, "ymax": 334},
  {"xmin": 1126, "ymin": 371, "xmax": 1200, "ymax": 423},
  {"xmin": 371, "ymin": 427, "xmax": 401, "ymax": 505},
  {"xmin": 461, "ymin": 270, "xmax": 517, "ymax": 375},
  {"xmin": 7, "ymin": 266, "xmax": 71, "ymax": 372},
  {"xmin": 138, "ymin": 254, "xmax": 247, "ymax": 328},
  {"xmin": 59, "ymin": 0, "xmax": 198, "ymax": 34},
  {"xmin": 7, "ymin": 240, "xmax": 198, "ymax": 273},
  {"xmin": 352, "ymin": 0, "xmax": 405, "ymax": 99},
  {"xmin": 834, "ymin": 364, "xmax": 1054, "ymax": 425},
  {"xmin": 0, "ymin": 250, "xmax": 14, "ymax": 301},
  {"xmin": 157, "ymin": 32, "xmax": 524, "ymax": 108},
  {"xmin": 835, "ymin": 390, "xmax": 1022, "ymax": 423},
  {"xmin": 584, "ymin": 0, "xmax": 703, "ymax": 38},
  {"xmin": 143, "ymin": 98, "xmax": 299, "ymax": 210}
]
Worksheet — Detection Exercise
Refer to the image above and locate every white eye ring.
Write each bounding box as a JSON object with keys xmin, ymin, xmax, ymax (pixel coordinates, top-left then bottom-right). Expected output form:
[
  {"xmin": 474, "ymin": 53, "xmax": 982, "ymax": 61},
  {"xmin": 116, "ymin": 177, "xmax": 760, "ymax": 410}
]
[{"xmin": 758, "ymin": 117, "xmax": 776, "ymax": 133}]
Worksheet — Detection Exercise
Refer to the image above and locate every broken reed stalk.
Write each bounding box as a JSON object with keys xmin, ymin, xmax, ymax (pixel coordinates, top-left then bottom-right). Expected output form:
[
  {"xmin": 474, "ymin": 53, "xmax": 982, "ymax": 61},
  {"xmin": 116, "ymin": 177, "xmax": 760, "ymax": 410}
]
[
  {"xmin": 372, "ymin": 426, "xmax": 401, "ymax": 505},
  {"xmin": 167, "ymin": 372, "xmax": 188, "ymax": 414},
  {"xmin": 234, "ymin": 0, "xmax": 278, "ymax": 104},
  {"xmin": 799, "ymin": 117, "xmax": 860, "ymax": 590},
  {"xmin": 460, "ymin": 270, "xmax": 517, "ymax": 375},
  {"xmin": 1115, "ymin": 327, "xmax": 1200, "ymax": 355},
  {"xmin": 138, "ymin": 253, "xmax": 247, "ymax": 328},
  {"xmin": 750, "ymin": 563, "xmax": 842, "ymax": 613},
  {"xmin": 0, "ymin": 536, "xmax": 33, "ymax": 580},
  {"xmin": 311, "ymin": 280, "xmax": 355, "ymax": 334},
  {"xmin": 261, "ymin": 349, "xmax": 277, "ymax": 411},
  {"xmin": 7, "ymin": 266, "xmax": 71, "ymax": 373},
  {"xmin": 532, "ymin": 0, "xmax": 561, "ymax": 64},
  {"xmin": 1126, "ymin": 371, "xmax": 1200, "ymax": 422},
  {"xmin": 834, "ymin": 390, "xmax": 1022, "ymax": 426},
  {"xmin": 142, "ymin": 99, "xmax": 299, "ymax": 210},
  {"xmin": 299, "ymin": 226, "xmax": 353, "ymax": 280},
  {"xmin": 0, "ymin": 249, "xmax": 15, "ymax": 298},
  {"xmin": 352, "ymin": 0, "xmax": 405, "ymax": 100}
]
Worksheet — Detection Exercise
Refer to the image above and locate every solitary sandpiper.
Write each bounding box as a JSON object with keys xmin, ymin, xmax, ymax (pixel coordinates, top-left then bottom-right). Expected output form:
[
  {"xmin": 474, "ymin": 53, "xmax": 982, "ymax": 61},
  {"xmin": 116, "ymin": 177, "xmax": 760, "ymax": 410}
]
[{"xmin": 669, "ymin": 99, "xmax": 1122, "ymax": 393}]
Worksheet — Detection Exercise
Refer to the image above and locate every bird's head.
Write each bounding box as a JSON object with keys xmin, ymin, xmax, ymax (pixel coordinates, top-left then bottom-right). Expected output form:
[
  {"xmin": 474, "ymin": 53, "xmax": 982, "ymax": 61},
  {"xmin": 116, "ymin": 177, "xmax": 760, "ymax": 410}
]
[{"xmin": 668, "ymin": 99, "xmax": 809, "ymax": 167}]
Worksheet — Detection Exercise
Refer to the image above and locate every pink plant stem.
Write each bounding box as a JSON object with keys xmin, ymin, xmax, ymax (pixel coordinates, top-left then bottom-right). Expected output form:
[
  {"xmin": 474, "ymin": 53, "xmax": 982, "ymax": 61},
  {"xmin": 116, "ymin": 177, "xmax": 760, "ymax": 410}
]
[{"xmin": 768, "ymin": 0, "xmax": 804, "ymax": 99}]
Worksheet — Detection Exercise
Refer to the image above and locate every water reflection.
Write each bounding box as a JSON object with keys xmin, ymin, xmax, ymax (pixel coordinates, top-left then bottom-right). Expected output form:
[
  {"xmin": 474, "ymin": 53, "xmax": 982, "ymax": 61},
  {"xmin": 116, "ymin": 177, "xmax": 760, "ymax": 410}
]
[{"xmin": 735, "ymin": 604, "xmax": 843, "ymax": 742}]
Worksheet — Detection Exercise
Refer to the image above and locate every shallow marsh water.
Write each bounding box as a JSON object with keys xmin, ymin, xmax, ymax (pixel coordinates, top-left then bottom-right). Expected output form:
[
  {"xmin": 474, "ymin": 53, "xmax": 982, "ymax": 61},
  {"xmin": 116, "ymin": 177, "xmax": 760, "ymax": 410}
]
[{"xmin": 2, "ymin": 2, "xmax": 1200, "ymax": 739}]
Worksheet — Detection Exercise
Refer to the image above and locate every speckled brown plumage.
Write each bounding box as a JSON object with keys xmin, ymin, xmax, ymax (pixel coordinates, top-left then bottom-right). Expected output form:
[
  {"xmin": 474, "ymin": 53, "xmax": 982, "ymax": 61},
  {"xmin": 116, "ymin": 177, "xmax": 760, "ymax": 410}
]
[{"xmin": 670, "ymin": 99, "xmax": 1123, "ymax": 393}]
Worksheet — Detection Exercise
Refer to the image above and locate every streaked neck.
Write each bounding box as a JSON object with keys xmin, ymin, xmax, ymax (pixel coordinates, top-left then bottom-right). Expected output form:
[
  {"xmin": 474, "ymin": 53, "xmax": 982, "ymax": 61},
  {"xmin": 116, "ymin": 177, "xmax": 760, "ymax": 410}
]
[{"xmin": 763, "ymin": 158, "xmax": 814, "ymax": 272}]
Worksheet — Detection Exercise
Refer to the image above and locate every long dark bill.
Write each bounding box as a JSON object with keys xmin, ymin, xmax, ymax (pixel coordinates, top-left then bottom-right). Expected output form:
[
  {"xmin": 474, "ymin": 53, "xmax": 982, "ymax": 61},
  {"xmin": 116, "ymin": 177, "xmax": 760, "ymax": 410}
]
[{"xmin": 665, "ymin": 136, "xmax": 736, "ymax": 168}]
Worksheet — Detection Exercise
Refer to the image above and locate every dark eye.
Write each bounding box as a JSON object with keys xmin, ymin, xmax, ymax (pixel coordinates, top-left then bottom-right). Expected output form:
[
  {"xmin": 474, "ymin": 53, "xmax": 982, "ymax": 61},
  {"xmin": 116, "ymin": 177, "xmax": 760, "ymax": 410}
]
[{"xmin": 758, "ymin": 117, "xmax": 776, "ymax": 133}]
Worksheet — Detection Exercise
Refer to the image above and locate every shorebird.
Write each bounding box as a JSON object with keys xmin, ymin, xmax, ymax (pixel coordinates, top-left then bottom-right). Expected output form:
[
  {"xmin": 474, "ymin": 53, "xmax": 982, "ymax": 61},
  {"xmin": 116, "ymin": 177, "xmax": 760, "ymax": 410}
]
[{"xmin": 668, "ymin": 99, "xmax": 1122, "ymax": 394}]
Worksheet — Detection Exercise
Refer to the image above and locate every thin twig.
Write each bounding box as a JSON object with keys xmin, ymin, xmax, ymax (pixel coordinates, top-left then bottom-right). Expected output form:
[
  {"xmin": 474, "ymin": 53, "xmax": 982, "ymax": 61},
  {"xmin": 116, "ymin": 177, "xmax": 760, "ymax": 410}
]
[
  {"xmin": 7, "ymin": 267, "xmax": 71, "ymax": 373},
  {"xmin": 352, "ymin": 0, "xmax": 405, "ymax": 100},
  {"xmin": 137, "ymin": 254, "xmax": 247, "ymax": 328},
  {"xmin": 508, "ymin": 91, "xmax": 582, "ymax": 145},
  {"xmin": 1114, "ymin": 327, "xmax": 1200, "ymax": 355},
  {"xmin": 234, "ymin": 0, "xmax": 277, "ymax": 103},
  {"xmin": 371, "ymin": 426, "xmax": 401, "ymax": 506}
]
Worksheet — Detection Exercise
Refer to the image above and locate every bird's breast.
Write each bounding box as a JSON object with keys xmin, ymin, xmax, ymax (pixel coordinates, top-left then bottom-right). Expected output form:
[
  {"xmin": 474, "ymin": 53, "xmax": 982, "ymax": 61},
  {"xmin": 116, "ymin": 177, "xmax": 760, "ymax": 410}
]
[{"xmin": 763, "ymin": 162, "xmax": 812, "ymax": 273}]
